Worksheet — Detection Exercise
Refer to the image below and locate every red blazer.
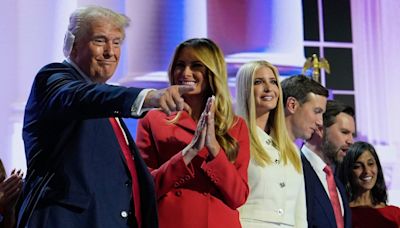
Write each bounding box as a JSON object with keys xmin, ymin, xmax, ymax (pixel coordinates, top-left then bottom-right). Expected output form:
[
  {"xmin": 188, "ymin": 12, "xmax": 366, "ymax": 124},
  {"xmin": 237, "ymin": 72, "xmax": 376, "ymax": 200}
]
[{"xmin": 136, "ymin": 110, "xmax": 250, "ymax": 228}]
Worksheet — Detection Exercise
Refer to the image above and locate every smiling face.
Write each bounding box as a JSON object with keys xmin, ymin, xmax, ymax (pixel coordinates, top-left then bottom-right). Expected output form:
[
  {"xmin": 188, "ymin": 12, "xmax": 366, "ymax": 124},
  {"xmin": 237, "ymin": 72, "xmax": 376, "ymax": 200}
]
[
  {"xmin": 172, "ymin": 47, "xmax": 210, "ymax": 99},
  {"xmin": 291, "ymin": 93, "xmax": 327, "ymax": 140},
  {"xmin": 323, "ymin": 112, "xmax": 356, "ymax": 164},
  {"xmin": 253, "ymin": 66, "xmax": 279, "ymax": 118},
  {"xmin": 71, "ymin": 19, "xmax": 123, "ymax": 83},
  {"xmin": 352, "ymin": 150, "xmax": 378, "ymax": 193}
]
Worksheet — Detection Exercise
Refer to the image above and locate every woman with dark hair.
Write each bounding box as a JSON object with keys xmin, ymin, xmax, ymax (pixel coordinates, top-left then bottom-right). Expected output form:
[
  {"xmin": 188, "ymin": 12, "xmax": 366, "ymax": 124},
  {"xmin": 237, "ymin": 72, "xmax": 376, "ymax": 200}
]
[{"xmin": 338, "ymin": 141, "xmax": 400, "ymax": 227}]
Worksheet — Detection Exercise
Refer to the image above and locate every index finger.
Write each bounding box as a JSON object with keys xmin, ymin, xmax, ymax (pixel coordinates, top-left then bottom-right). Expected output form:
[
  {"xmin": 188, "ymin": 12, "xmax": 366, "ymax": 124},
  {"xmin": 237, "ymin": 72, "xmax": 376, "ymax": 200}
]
[
  {"xmin": 205, "ymin": 95, "xmax": 215, "ymax": 114},
  {"xmin": 3, "ymin": 174, "xmax": 21, "ymax": 185},
  {"xmin": 177, "ymin": 85, "xmax": 195, "ymax": 95}
]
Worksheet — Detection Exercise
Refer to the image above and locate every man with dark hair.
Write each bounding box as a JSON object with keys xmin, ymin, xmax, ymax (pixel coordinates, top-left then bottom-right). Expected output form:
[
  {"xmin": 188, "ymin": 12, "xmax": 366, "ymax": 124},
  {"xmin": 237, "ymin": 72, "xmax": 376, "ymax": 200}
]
[
  {"xmin": 303, "ymin": 99, "xmax": 356, "ymax": 168},
  {"xmin": 281, "ymin": 74, "xmax": 329, "ymax": 141},
  {"xmin": 301, "ymin": 99, "xmax": 355, "ymax": 228},
  {"xmin": 320, "ymin": 100, "xmax": 355, "ymax": 165}
]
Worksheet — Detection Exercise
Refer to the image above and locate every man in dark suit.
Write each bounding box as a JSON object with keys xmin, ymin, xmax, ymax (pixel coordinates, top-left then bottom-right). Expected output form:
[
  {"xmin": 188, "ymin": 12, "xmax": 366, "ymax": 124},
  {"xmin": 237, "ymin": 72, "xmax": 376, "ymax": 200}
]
[
  {"xmin": 301, "ymin": 100, "xmax": 355, "ymax": 228},
  {"xmin": 17, "ymin": 6, "xmax": 193, "ymax": 228},
  {"xmin": 282, "ymin": 75, "xmax": 350, "ymax": 227}
]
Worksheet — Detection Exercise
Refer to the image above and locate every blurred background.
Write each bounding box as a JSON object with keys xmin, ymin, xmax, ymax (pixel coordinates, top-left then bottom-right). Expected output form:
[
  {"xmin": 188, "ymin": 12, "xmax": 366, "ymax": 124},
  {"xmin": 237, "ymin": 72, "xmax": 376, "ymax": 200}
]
[{"xmin": 1, "ymin": 0, "xmax": 399, "ymax": 204}]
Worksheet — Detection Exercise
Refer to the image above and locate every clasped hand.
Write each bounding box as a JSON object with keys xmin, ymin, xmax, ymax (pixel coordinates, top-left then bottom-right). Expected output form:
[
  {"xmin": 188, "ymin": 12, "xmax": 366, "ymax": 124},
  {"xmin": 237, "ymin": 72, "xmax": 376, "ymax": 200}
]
[
  {"xmin": 182, "ymin": 96, "xmax": 221, "ymax": 164},
  {"xmin": 0, "ymin": 169, "xmax": 23, "ymax": 213}
]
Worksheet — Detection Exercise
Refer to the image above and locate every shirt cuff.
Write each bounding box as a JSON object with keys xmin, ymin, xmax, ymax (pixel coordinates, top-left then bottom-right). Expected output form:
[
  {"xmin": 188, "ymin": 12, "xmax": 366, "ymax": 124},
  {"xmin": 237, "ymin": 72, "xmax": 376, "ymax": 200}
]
[{"xmin": 131, "ymin": 89, "xmax": 155, "ymax": 117}]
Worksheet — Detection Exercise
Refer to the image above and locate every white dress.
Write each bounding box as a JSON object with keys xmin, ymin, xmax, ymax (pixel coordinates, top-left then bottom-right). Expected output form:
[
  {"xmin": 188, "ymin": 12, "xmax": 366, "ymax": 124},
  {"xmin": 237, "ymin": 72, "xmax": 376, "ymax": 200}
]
[{"xmin": 239, "ymin": 127, "xmax": 307, "ymax": 228}]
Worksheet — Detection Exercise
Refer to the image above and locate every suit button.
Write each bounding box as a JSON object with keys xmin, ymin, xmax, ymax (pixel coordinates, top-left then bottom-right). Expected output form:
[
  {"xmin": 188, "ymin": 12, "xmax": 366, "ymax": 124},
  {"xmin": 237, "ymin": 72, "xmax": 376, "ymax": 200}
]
[
  {"xmin": 175, "ymin": 190, "xmax": 182, "ymax": 196},
  {"xmin": 173, "ymin": 182, "xmax": 179, "ymax": 188},
  {"xmin": 277, "ymin": 209, "xmax": 284, "ymax": 215},
  {"xmin": 125, "ymin": 180, "xmax": 131, "ymax": 187},
  {"xmin": 121, "ymin": 211, "xmax": 128, "ymax": 218},
  {"xmin": 203, "ymin": 192, "xmax": 209, "ymax": 196},
  {"xmin": 184, "ymin": 175, "xmax": 190, "ymax": 180}
]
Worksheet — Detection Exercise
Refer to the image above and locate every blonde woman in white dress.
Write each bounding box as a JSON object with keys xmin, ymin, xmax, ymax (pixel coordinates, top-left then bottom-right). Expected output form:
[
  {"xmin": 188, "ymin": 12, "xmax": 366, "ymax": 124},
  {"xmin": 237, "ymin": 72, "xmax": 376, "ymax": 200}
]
[{"xmin": 236, "ymin": 61, "xmax": 307, "ymax": 228}]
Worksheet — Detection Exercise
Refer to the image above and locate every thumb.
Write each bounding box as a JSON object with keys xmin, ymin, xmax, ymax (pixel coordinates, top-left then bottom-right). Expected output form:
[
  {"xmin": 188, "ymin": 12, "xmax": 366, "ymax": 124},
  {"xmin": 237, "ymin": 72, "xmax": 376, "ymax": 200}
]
[
  {"xmin": 177, "ymin": 85, "xmax": 195, "ymax": 95},
  {"xmin": 183, "ymin": 102, "xmax": 192, "ymax": 115}
]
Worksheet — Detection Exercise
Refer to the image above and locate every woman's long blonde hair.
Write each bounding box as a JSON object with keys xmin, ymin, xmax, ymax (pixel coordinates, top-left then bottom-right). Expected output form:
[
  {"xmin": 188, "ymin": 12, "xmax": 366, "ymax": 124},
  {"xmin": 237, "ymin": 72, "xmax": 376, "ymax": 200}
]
[
  {"xmin": 168, "ymin": 38, "xmax": 239, "ymax": 162},
  {"xmin": 236, "ymin": 60, "xmax": 301, "ymax": 172}
]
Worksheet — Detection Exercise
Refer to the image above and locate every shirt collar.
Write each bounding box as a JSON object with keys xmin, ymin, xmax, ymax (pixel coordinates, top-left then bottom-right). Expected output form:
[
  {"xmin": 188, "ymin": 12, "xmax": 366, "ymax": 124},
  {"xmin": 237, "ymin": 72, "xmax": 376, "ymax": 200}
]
[
  {"xmin": 301, "ymin": 144, "xmax": 327, "ymax": 173},
  {"xmin": 256, "ymin": 126, "xmax": 273, "ymax": 141},
  {"xmin": 65, "ymin": 57, "xmax": 92, "ymax": 82}
]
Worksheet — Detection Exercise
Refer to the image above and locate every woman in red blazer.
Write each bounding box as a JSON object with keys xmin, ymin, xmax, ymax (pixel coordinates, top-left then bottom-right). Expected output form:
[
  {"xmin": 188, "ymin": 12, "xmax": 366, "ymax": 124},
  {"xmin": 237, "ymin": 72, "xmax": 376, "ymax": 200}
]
[{"xmin": 136, "ymin": 38, "xmax": 250, "ymax": 228}]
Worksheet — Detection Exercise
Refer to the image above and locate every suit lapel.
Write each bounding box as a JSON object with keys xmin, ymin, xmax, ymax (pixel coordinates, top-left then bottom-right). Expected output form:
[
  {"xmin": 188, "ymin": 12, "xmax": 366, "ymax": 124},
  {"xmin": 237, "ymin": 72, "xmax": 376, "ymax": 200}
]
[
  {"xmin": 302, "ymin": 155, "xmax": 337, "ymax": 228},
  {"xmin": 107, "ymin": 118, "xmax": 131, "ymax": 176},
  {"xmin": 336, "ymin": 175, "xmax": 351, "ymax": 227},
  {"xmin": 118, "ymin": 118, "xmax": 153, "ymax": 182},
  {"xmin": 118, "ymin": 118, "xmax": 144, "ymax": 171},
  {"xmin": 173, "ymin": 111, "xmax": 197, "ymax": 133},
  {"xmin": 118, "ymin": 117, "xmax": 135, "ymax": 152},
  {"xmin": 118, "ymin": 118, "xmax": 158, "ymax": 227}
]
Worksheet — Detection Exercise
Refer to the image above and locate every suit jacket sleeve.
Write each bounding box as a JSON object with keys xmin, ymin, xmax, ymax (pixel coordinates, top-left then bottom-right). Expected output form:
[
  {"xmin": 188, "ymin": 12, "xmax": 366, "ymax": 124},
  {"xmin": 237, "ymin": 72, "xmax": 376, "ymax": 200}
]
[{"xmin": 30, "ymin": 63, "xmax": 143, "ymax": 121}]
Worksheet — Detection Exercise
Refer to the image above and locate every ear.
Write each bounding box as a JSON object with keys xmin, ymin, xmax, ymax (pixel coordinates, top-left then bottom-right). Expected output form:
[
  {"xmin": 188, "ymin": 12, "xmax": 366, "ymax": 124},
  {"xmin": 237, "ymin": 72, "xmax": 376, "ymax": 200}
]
[{"xmin": 286, "ymin": 97, "xmax": 298, "ymax": 114}]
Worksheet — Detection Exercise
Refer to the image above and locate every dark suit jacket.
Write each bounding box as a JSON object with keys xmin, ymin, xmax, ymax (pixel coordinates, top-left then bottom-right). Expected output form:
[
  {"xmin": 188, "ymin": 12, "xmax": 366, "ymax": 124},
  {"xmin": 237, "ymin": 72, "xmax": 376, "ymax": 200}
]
[
  {"xmin": 18, "ymin": 61, "xmax": 158, "ymax": 228},
  {"xmin": 301, "ymin": 153, "xmax": 351, "ymax": 228}
]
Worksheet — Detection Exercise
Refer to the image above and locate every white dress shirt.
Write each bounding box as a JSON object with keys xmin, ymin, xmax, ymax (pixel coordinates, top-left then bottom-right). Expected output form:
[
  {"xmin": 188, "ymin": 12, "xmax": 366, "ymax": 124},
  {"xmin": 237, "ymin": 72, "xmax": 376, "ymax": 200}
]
[{"xmin": 301, "ymin": 145, "xmax": 344, "ymax": 215}]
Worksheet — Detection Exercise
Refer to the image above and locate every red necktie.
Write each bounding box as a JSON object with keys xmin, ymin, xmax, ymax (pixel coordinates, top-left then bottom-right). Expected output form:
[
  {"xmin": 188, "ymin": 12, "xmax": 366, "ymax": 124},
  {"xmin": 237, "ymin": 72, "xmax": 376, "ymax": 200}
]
[
  {"xmin": 323, "ymin": 165, "xmax": 344, "ymax": 228},
  {"xmin": 109, "ymin": 117, "xmax": 141, "ymax": 228}
]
